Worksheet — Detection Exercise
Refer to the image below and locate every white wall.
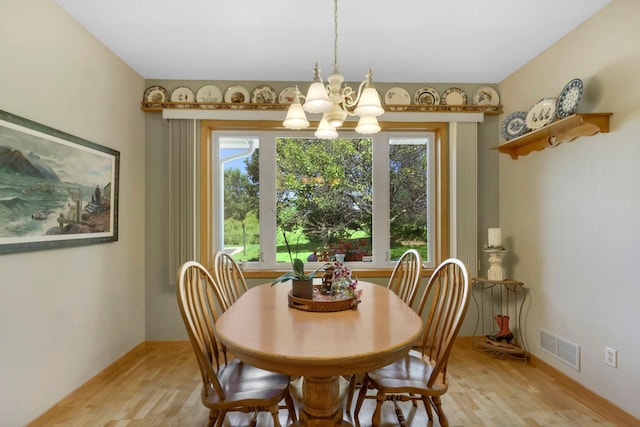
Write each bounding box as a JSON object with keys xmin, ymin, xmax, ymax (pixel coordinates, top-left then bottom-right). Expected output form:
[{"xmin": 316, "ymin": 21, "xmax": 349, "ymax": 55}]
[
  {"xmin": 0, "ymin": 1, "xmax": 146, "ymax": 426},
  {"xmin": 499, "ymin": 0, "xmax": 640, "ymax": 418}
]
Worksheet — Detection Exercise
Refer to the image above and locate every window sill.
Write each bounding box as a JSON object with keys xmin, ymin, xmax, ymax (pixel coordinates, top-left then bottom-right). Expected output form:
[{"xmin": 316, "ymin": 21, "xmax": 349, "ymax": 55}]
[{"xmin": 240, "ymin": 267, "xmax": 429, "ymax": 280}]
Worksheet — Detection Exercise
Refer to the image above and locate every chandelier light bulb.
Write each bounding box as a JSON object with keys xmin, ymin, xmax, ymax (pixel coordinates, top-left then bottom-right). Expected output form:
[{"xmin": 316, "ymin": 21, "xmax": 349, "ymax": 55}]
[
  {"xmin": 315, "ymin": 116, "xmax": 339, "ymax": 139},
  {"xmin": 303, "ymin": 63, "xmax": 332, "ymax": 114},
  {"xmin": 354, "ymin": 88, "xmax": 384, "ymax": 117},
  {"xmin": 355, "ymin": 115, "xmax": 381, "ymax": 134},
  {"xmin": 304, "ymin": 82, "xmax": 332, "ymax": 113},
  {"xmin": 283, "ymin": 102, "xmax": 310, "ymax": 130},
  {"xmin": 325, "ymin": 102, "xmax": 348, "ymax": 128},
  {"xmin": 283, "ymin": 86, "xmax": 310, "ymax": 130}
]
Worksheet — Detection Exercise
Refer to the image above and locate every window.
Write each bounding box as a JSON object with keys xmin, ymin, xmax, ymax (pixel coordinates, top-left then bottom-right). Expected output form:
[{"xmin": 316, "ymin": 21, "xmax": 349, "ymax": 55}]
[
  {"xmin": 276, "ymin": 137, "xmax": 375, "ymax": 263},
  {"xmin": 388, "ymin": 137, "xmax": 433, "ymax": 261},
  {"xmin": 201, "ymin": 122, "xmax": 448, "ymax": 274}
]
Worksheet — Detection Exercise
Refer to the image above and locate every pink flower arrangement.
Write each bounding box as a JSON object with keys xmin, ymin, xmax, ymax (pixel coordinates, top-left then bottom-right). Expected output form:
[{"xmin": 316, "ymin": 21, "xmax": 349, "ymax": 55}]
[
  {"xmin": 332, "ymin": 261, "xmax": 362, "ymax": 303},
  {"xmin": 332, "ymin": 260, "xmax": 352, "ymax": 279}
]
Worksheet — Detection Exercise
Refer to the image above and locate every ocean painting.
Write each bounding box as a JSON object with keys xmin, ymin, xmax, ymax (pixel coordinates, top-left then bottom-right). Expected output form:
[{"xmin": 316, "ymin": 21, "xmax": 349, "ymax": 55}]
[{"xmin": 0, "ymin": 110, "xmax": 119, "ymax": 254}]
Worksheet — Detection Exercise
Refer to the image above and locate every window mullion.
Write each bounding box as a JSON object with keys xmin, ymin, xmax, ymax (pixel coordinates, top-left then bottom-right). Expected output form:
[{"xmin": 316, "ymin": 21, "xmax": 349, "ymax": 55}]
[
  {"xmin": 259, "ymin": 133, "xmax": 278, "ymax": 268},
  {"xmin": 372, "ymin": 133, "xmax": 390, "ymax": 265}
]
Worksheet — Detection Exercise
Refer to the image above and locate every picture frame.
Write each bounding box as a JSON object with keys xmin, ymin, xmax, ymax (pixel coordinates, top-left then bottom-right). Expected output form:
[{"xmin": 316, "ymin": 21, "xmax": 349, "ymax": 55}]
[{"xmin": 0, "ymin": 109, "xmax": 119, "ymax": 254}]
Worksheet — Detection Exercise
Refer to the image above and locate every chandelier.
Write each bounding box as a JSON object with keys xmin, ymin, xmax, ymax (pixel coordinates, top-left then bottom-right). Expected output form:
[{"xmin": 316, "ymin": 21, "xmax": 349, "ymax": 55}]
[{"xmin": 282, "ymin": 0, "xmax": 384, "ymax": 138}]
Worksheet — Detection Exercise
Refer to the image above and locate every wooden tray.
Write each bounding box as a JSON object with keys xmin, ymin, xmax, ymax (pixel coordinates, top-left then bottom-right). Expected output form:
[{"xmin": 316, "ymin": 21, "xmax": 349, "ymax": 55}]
[{"xmin": 288, "ymin": 290, "xmax": 358, "ymax": 312}]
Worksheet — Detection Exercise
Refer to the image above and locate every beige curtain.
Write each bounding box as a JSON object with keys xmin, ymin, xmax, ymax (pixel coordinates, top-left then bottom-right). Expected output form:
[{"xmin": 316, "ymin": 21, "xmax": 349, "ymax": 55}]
[
  {"xmin": 450, "ymin": 122, "xmax": 478, "ymax": 277},
  {"xmin": 168, "ymin": 119, "xmax": 200, "ymax": 285}
]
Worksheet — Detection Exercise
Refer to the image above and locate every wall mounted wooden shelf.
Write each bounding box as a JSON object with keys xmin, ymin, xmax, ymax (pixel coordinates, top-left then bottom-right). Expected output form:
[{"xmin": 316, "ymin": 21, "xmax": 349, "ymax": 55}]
[
  {"xmin": 493, "ymin": 113, "xmax": 611, "ymax": 159},
  {"xmin": 140, "ymin": 101, "xmax": 503, "ymax": 115}
]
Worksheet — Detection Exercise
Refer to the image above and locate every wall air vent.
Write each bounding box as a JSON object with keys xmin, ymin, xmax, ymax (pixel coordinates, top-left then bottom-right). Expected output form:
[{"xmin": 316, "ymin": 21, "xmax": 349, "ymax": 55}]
[{"xmin": 539, "ymin": 329, "xmax": 580, "ymax": 371}]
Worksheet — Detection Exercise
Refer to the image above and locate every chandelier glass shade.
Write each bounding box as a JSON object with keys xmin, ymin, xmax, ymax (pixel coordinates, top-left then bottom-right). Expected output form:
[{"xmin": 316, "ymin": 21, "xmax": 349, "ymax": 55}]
[{"xmin": 282, "ymin": 0, "xmax": 383, "ymax": 138}]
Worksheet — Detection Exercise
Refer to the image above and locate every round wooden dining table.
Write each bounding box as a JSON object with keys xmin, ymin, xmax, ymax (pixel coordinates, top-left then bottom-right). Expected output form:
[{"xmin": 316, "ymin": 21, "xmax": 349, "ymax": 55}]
[{"xmin": 215, "ymin": 281, "xmax": 423, "ymax": 427}]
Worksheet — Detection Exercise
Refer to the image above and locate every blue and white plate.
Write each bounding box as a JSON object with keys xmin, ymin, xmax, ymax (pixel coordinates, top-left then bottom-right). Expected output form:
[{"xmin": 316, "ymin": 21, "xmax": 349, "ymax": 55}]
[
  {"xmin": 556, "ymin": 78, "xmax": 583, "ymax": 119},
  {"xmin": 500, "ymin": 111, "xmax": 528, "ymax": 140}
]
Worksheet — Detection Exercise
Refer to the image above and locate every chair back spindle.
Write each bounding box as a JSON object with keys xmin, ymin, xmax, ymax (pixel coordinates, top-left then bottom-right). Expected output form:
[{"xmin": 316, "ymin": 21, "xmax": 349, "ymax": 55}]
[
  {"xmin": 387, "ymin": 248, "xmax": 422, "ymax": 307},
  {"xmin": 213, "ymin": 251, "xmax": 249, "ymax": 311}
]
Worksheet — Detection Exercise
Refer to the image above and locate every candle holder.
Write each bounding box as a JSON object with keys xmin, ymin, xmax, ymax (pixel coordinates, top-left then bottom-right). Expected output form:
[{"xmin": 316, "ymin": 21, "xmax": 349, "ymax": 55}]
[{"xmin": 483, "ymin": 247, "xmax": 508, "ymax": 281}]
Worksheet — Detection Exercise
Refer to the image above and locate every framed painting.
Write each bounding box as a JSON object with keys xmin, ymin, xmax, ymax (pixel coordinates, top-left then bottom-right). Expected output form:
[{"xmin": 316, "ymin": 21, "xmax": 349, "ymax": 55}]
[{"xmin": 0, "ymin": 109, "xmax": 119, "ymax": 254}]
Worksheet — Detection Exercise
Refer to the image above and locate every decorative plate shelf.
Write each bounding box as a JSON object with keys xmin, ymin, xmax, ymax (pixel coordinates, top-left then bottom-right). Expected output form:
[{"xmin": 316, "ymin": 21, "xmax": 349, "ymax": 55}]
[
  {"xmin": 494, "ymin": 113, "xmax": 611, "ymax": 159},
  {"xmin": 140, "ymin": 101, "xmax": 503, "ymax": 115}
]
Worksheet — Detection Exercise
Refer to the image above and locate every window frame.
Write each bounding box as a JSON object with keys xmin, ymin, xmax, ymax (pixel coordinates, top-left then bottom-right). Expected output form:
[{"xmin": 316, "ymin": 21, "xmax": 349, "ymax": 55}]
[{"xmin": 200, "ymin": 120, "xmax": 449, "ymax": 278}]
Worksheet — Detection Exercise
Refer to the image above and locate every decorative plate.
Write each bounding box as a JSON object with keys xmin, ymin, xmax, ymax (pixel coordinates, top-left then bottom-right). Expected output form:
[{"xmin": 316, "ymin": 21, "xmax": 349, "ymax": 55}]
[
  {"xmin": 384, "ymin": 87, "xmax": 411, "ymax": 111},
  {"xmin": 473, "ymin": 86, "xmax": 500, "ymax": 107},
  {"xmin": 143, "ymin": 85, "xmax": 168, "ymax": 106},
  {"xmin": 525, "ymin": 98, "xmax": 557, "ymax": 130},
  {"xmin": 414, "ymin": 87, "xmax": 440, "ymax": 109},
  {"xmin": 278, "ymin": 86, "xmax": 298, "ymax": 104},
  {"xmin": 196, "ymin": 84, "xmax": 222, "ymax": 109},
  {"xmin": 442, "ymin": 87, "xmax": 467, "ymax": 109},
  {"xmin": 170, "ymin": 86, "xmax": 195, "ymax": 108},
  {"xmin": 500, "ymin": 111, "xmax": 528, "ymax": 140},
  {"xmin": 556, "ymin": 78, "xmax": 583, "ymax": 119},
  {"xmin": 251, "ymin": 85, "xmax": 277, "ymax": 108},
  {"xmin": 224, "ymin": 85, "xmax": 250, "ymax": 109}
]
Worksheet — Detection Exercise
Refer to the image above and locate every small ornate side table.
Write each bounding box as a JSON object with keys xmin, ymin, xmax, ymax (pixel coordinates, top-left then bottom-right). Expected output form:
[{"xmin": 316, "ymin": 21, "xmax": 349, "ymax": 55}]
[{"xmin": 471, "ymin": 277, "xmax": 528, "ymax": 362}]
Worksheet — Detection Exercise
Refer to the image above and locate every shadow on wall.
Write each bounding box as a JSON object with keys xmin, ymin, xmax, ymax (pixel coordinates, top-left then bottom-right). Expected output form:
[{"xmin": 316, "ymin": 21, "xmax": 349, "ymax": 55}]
[{"xmin": 586, "ymin": 55, "xmax": 640, "ymax": 124}]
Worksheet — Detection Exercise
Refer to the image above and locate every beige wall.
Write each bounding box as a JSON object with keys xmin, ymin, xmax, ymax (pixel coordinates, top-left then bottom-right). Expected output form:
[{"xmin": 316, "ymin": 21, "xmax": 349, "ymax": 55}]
[
  {"xmin": 500, "ymin": 0, "xmax": 640, "ymax": 418},
  {"xmin": 0, "ymin": 1, "xmax": 146, "ymax": 426}
]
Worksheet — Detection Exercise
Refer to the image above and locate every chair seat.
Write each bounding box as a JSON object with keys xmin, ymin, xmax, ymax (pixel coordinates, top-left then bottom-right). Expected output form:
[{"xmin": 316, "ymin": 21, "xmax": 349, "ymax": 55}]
[
  {"xmin": 203, "ymin": 359, "xmax": 291, "ymax": 407},
  {"xmin": 366, "ymin": 350, "xmax": 448, "ymax": 396}
]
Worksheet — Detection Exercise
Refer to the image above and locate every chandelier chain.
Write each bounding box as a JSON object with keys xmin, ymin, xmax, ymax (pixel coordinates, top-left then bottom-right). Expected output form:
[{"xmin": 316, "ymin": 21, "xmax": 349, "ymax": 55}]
[
  {"xmin": 333, "ymin": 0, "xmax": 339, "ymax": 71},
  {"xmin": 282, "ymin": 0, "xmax": 382, "ymax": 136}
]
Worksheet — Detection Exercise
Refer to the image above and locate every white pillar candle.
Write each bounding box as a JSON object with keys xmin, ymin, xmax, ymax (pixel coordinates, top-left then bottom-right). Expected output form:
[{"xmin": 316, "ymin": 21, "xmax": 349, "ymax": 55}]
[{"xmin": 488, "ymin": 228, "xmax": 501, "ymax": 247}]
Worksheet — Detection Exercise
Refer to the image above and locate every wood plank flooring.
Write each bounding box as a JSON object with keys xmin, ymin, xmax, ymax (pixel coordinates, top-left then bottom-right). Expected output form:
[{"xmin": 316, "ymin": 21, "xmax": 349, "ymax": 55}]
[{"xmin": 28, "ymin": 338, "xmax": 639, "ymax": 426}]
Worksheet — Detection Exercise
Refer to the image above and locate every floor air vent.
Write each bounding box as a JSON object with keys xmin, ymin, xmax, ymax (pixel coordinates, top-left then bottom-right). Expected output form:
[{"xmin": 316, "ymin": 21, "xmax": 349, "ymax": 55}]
[{"xmin": 539, "ymin": 329, "xmax": 580, "ymax": 371}]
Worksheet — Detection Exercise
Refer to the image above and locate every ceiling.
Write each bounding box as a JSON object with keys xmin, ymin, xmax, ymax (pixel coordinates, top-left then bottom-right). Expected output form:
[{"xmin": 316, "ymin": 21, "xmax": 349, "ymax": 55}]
[{"xmin": 54, "ymin": 0, "xmax": 611, "ymax": 84}]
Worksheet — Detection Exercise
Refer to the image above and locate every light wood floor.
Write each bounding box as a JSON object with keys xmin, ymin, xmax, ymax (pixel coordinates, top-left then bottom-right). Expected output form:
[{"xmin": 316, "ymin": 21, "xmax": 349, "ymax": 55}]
[{"xmin": 28, "ymin": 338, "xmax": 638, "ymax": 427}]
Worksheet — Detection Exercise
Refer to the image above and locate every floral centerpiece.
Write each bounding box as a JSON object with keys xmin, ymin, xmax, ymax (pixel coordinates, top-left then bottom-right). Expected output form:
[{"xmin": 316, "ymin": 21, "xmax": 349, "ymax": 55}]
[{"xmin": 331, "ymin": 261, "xmax": 362, "ymax": 304}]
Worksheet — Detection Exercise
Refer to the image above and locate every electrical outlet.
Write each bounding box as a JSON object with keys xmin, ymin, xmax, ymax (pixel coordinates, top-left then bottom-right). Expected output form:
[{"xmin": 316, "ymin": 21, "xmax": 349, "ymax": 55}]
[{"xmin": 605, "ymin": 347, "xmax": 617, "ymax": 368}]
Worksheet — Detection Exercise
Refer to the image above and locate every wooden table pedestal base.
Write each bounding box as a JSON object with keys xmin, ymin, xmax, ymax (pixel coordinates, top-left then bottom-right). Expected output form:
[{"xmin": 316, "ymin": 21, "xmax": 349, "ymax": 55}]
[{"xmin": 290, "ymin": 376, "xmax": 352, "ymax": 427}]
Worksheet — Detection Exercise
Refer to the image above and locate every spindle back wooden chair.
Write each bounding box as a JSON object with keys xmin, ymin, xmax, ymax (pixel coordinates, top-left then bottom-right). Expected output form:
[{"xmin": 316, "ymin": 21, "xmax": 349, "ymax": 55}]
[
  {"xmin": 353, "ymin": 258, "xmax": 470, "ymax": 427},
  {"xmin": 176, "ymin": 261, "xmax": 297, "ymax": 427},
  {"xmin": 345, "ymin": 248, "xmax": 423, "ymax": 412}
]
